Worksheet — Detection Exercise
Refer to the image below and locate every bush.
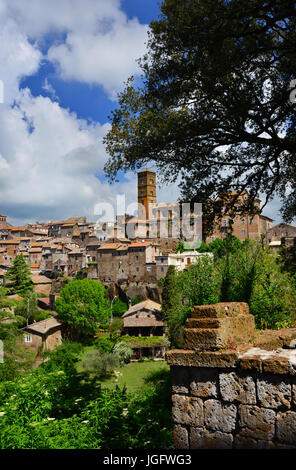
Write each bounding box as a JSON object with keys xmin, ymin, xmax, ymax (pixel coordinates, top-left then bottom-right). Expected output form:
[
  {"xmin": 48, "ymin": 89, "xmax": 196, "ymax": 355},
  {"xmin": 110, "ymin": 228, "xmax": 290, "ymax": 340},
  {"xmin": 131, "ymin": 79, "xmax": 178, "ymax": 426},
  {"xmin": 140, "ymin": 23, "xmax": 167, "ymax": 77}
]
[
  {"xmin": 111, "ymin": 299, "xmax": 128, "ymax": 316},
  {"xmin": 94, "ymin": 335, "xmax": 115, "ymax": 353},
  {"xmin": 113, "ymin": 342, "xmax": 133, "ymax": 365},
  {"xmin": 162, "ymin": 237, "xmax": 296, "ymax": 339},
  {"xmin": 82, "ymin": 350, "xmax": 120, "ymax": 378}
]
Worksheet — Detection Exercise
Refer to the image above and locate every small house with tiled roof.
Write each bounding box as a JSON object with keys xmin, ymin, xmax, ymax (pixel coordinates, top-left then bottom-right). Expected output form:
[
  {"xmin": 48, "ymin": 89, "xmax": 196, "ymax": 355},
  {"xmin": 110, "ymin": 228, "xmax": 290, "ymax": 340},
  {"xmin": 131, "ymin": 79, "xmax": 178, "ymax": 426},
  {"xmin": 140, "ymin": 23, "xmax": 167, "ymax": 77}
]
[
  {"xmin": 22, "ymin": 317, "xmax": 63, "ymax": 352},
  {"xmin": 122, "ymin": 300, "xmax": 167, "ymax": 359}
]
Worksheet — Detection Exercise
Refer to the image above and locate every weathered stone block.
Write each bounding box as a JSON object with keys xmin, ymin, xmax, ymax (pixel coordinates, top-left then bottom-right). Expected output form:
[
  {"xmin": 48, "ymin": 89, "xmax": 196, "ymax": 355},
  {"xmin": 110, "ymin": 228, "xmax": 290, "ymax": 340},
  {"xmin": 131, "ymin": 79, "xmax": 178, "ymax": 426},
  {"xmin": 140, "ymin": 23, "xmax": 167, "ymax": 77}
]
[
  {"xmin": 239, "ymin": 356, "xmax": 262, "ymax": 373},
  {"xmin": 190, "ymin": 368, "xmax": 218, "ymax": 398},
  {"xmin": 219, "ymin": 372, "xmax": 256, "ymax": 404},
  {"xmin": 204, "ymin": 399, "xmax": 237, "ymax": 433},
  {"xmin": 173, "ymin": 425, "xmax": 189, "ymax": 449},
  {"xmin": 257, "ymin": 377, "xmax": 291, "ymax": 409},
  {"xmin": 276, "ymin": 411, "xmax": 296, "ymax": 445},
  {"xmin": 263, "ymin": 357, "xmax": 292, "ymax": 375},
  {"xmin": 191, "ymin": 302, "xmax": 249, "ymax": 318},
  {"xmin": 184, "ymin": 315, "xmax": 255, "ymax": 351},
  {"xmin": 184, "ymin": 327, "xmax": 224, "ymax": 350},
  {"xmin": 172, "ymin": 394, "xmax": 204, "ymax": 427},
  {"xmin": 171, "ymin": 366, "xmax": 190, "ymax": 395},
  {"xmin": 190, "ymin": 427, "xmax": 233, "ymax": 449},
  {"xmin": 239, "ymin": 405, "xmax": 275, "ymax": 440},
  {"xmin": 167, "ymin": 350, "xmax": 239, "ymax": 368}
]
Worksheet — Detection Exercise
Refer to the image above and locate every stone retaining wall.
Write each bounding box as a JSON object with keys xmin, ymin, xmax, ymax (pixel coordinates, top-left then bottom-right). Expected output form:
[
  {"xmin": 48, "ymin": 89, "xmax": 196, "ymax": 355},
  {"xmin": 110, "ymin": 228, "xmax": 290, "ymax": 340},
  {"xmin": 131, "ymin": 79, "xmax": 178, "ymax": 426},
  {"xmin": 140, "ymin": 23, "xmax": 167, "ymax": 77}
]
[{"xmin": 166, "ymin": 302, "xmax": 296, "ymax": 449}]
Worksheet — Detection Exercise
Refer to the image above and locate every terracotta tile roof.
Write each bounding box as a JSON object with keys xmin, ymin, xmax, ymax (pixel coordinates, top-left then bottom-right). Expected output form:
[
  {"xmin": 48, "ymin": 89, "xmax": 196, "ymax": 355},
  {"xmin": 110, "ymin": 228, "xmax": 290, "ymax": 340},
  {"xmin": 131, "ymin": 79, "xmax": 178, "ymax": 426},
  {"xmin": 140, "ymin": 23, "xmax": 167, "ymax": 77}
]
[
  {"xmin": 22, "ymin": 317, "xmax": 62, "ymax": 335},
  {"xmin": 32, "ymin": 275, "xmax": 52, "ymax": 284},
  {"xmin": 29, "ymin": 248, "xmax": 43, "ymax": 253},
  {"xmin": 128, "ymin": 242, "xmax": 152, "ymax": 248},
  {"xmin": 123, "ymin": 299, "xmax": 161, "ymax": 317},
  {"xmin": 10, "ymin": 226, "xmax": 26, "ymax": 231},
  {"xmin": 98, "ymin": 243, "xmax": 122, "ymax": 250}
]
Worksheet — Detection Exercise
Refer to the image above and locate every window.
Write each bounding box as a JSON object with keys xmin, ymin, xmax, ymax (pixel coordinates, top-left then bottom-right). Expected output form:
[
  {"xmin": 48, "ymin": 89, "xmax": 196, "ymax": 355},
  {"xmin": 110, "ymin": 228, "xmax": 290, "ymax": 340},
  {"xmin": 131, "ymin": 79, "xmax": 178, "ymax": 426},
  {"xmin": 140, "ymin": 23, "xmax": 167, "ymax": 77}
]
[
  {"xmin": 24, "ymin": 334, "xmax": 32, "ymax": 343},
  {"xmin": 249, "ymin": 218, "xmax": 253, "ymax": 224},
  {"xmin": 147, "ymin": 265, "xmax": 152, "ymax": 272},
  {"xmin": 242, "ymin": 229, "xmax": 245, "ymax": 235},
  {"xmin": 149, "ymin": 178, "xmax": 154, "ymax": 184},
  {"xmin": 161, "ymin": 266, "xmax": 164, "ymax": 272},
  {"xmin": 223, "ymin": 220, "xmax": 227, "ymax": 226},
  {"xmin": 136, "ymin": 255, "xmax": 139, "ymax": 261},
  {"xmin": 136, "ymin": 267, "xmax": 139, "ymax": 272},
  {"xmin": 150, "ymin": 191, "xmax": 154, "ymax": 196},
  {"xmin": 211, "ymin": 236, "xmax": 215, "ymax": 241},
  {"xmin": 241, "ymin": 218, "xmax": 245, "ymax": 225}
]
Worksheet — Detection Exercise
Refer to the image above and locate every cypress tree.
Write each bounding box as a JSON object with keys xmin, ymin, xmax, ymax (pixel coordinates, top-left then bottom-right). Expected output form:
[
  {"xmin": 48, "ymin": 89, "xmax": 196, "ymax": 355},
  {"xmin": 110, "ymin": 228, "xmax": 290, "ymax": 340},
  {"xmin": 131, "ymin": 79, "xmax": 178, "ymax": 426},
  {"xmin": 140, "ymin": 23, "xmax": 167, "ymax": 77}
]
[{"xmin": 5, "ymin": 254, "xmax": 33, "ymax": 296}]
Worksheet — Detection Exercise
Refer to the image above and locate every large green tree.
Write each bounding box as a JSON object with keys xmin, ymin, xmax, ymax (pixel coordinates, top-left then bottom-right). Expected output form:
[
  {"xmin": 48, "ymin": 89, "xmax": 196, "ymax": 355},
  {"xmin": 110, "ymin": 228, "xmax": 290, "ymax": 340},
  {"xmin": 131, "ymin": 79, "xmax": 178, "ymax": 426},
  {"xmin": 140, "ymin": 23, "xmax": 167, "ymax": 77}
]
[
  {"xmin": 5, "ymin": 254, "xmax": 33, "ymax": 296},
  {"xmin": 55, "ymin": 279, "xmax": 110, "ymax": 340},
  {"xmin": 104, "ymin": 0, "xmax": 296, "ymax": 222}
]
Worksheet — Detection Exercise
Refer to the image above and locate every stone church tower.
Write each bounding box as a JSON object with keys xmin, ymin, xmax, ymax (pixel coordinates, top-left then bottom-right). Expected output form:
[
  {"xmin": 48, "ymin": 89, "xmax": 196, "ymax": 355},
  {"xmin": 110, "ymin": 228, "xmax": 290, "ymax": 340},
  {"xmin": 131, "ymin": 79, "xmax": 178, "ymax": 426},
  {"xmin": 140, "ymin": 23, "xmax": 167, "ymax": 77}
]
[{"xmin": 137, "ymin": 169, "xmax": 157, "ymax": 219}]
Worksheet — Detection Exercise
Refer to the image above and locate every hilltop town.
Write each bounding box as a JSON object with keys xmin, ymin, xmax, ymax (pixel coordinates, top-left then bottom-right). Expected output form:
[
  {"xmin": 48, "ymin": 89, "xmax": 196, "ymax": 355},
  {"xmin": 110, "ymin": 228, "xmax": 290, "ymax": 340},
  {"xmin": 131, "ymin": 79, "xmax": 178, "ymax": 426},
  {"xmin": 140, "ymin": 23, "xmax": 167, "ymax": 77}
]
[{"xmin": 1, "ymin": 170, "xmax": 295, "ymax": 301}]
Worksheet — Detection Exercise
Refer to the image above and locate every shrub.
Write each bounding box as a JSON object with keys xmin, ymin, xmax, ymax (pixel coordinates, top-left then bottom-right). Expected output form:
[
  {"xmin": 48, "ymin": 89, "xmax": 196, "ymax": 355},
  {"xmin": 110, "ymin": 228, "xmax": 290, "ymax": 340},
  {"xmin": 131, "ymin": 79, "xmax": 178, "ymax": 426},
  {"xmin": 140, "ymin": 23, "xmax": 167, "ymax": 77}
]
[
  {"xmin": 113, "ymin": 342, "xmax": 133, "ymax": 365},
  {"xmin": 82, "ymin": 350, "xmax": 120, "ymax": 378}
]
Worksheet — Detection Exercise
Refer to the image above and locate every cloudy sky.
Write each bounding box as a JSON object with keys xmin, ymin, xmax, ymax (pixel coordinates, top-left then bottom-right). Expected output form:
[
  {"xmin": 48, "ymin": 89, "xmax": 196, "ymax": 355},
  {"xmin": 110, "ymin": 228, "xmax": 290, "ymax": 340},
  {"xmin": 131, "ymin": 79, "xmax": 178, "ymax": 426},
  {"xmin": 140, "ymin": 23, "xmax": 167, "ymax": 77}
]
[{"xmin": 0, "ymin": 0, "xmax": 284, "ymax": 226}]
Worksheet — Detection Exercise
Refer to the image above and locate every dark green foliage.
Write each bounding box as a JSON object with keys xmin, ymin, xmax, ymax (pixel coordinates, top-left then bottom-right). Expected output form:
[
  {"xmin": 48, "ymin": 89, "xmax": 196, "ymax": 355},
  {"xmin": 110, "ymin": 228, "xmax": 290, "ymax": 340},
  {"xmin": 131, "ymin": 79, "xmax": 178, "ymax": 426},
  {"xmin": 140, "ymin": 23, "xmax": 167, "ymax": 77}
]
[
  {"xmin": 104, "ymin": 0, "xmax": 296, "ymax": 223},
  {"xmin": 111, "ymin": 298, "xmax": 128, "ymax": 316},
  {"xmin": 94, "ymin": 334, "xmax": 115, "ymax": 353},
  {"xmin": 5, "ymin": 254, "xmax": 33, "ymax": 296},
  {"xmin": 278, "ymin": 245, "xmax": 296, "ymax": 275},
  {"xmin": 55, "ymin": 279, "xmax": 110, "ymax": 340},
  {"xmin": 163, "ymin": 240, "xmax": 296, "ymax": 337},
  {"xmin": 131, "ymin": 296, "xmax": 142, "ymax": 306},
  {"xmin": 14, "ymin": 292, "xmax": 51, "ymax": 325},
  {"xmin": 0, "ymin": 310, "xmax": 34, "ymax": 381},
  {"xmin": 108, "ymin": 316, "xmax": 124, "ymax": 334},
  {"xmin": 161, "ymin": 266, "xmax": 186, "ymax": 348}
]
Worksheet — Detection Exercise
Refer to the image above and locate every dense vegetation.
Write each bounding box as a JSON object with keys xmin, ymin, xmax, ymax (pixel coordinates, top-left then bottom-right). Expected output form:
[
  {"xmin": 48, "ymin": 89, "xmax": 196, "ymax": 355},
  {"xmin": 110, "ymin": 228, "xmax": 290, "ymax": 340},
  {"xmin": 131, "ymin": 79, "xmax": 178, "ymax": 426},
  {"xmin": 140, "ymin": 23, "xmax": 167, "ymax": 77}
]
[
  {"xmin": 162, "ymin": 237, "xmax": 296, "ymax": 347},
  {"xmin": 0, "ymin": 342, "xmax": 173, "ymax": 449},
  {"xmin": 55, "ymin": 279, "xmax": 111, "ymax": 341}
]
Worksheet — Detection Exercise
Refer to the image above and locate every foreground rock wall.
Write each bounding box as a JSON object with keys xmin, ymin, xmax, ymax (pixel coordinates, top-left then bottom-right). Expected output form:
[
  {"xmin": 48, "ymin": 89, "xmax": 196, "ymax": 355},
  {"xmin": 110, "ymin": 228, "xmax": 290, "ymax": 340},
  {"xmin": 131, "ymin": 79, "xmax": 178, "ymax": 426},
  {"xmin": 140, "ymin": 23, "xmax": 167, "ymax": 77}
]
[{"xmin": 166, "ymin": 302, "xmax": 296, "ymax": 449}]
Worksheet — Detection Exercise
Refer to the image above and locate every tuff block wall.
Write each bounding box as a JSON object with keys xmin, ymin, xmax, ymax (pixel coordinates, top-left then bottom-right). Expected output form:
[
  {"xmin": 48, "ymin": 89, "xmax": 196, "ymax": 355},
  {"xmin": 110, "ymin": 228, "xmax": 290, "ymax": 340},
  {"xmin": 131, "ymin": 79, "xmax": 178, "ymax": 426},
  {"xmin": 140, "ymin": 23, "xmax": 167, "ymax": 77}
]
[{"xmin": 166, "ymin": 302, "xmax": 296, "ymax": 449}]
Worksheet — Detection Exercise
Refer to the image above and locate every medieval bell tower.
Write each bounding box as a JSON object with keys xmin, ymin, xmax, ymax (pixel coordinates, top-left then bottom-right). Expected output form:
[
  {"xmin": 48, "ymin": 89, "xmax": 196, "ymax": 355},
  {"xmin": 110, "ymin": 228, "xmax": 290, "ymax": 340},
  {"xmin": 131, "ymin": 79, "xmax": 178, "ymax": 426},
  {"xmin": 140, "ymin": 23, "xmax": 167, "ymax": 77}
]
[{"xmin": 137, "ymin": 169, "xmax": 157, "ymax": 220}]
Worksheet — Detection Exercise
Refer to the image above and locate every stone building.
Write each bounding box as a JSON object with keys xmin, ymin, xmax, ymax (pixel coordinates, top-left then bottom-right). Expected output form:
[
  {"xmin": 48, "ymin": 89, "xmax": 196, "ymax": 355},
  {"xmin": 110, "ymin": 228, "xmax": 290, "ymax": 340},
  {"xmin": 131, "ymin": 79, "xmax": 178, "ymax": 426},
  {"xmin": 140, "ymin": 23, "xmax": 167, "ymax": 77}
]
[
  {"xmin": 22, "ymin": 317, "xmax": 62, "ymax": 352},
  {"xmin": 122, "ymin": 300, "xmax": 167, "ymax": 359},
  {"xmin": 205, "ymin": 193, "xmax": 273, "ymax": 243},
  {"xmin": 156, "ymin": 251, "xmax": 214, "ymax": 280},
  {"xmin": 267, "ymin": 223, "xmax": 296, "ymax": 249},
  {"xmin": 138, "ymin": 169, "xmax": 157, "ymax": 219},
  {"xmin": 97, "ymin": 241, "xmax": 159, "ymax": 283},
  {"xmin": 0, "ymin": 214, "xmax": 7, "ymax": 225}
]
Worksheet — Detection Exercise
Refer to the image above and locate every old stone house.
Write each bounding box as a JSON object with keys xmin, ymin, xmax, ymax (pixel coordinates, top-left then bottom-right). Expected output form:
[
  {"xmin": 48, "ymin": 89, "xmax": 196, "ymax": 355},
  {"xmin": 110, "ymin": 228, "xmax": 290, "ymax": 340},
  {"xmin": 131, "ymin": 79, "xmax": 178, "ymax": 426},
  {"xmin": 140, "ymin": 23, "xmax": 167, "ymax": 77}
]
[
  {"xmin": 22, "ymin": 317, "xmax": 63, "ymax": 352},
  {"xmin": 267, "ymin": 223, "xmax": 296, "ymax": 248},
  {"xmin": 97, "ymin": 241, "xmax": 159, "ymax": 283},
  {"xmin": 122, "ymin": 300, "xmax": 167, "ymax": 359},
  {"xmin": 204, "ymin": 193, "xmax": 273, "ymax": 243}
]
